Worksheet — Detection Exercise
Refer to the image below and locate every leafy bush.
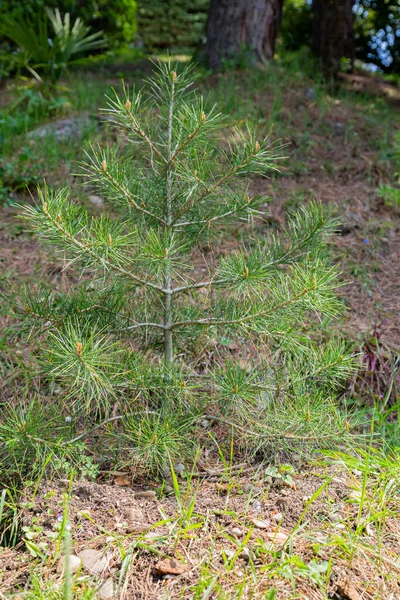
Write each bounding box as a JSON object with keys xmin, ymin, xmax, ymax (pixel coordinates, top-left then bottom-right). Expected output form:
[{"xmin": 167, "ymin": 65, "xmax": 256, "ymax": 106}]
[
  {"xmin": 0, "ymin": 8, "xmax": 105, "ymax": 89},
  {"xmin": 18, "ymin": 63, "xmax": 356, "ymax": 469},
  {"xmin": 0, "ymin": 0, "xmax": 136, "ymax": 47}
]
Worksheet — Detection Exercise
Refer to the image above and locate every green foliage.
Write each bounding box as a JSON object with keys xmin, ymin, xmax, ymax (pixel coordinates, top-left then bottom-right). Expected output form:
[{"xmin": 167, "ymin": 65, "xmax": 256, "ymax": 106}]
[
  {"xmin": 137, "ymin": 0, "xmax": 208, "ymax": 53},
  {"xmin": 116, "ymin": 412, "xmax": 195, "ymax": 477},
  {"xmin": 0, "ymin": 0, "xmax": 136, "ymax": 47},
  {"xmin": 279, "ymin": 0, "xmax": 312, "ymax": 53},
  {"xmin": 18, "ymin": 62, "xmax": 356, "ymax": 453},
  {"xmin": 378, "ymin": 183, "xmax": 400, "ymax": 211},
  {"xmin": 354, "ymin": 0, "xmax": 400, "ymax": 73},
  {"xmin": 0, "ymin": 9, "xmax": 105, "ymax": 88},
  {"xmin": 0, "ymin": 400, "xmax": 98, "ymax": 487}
]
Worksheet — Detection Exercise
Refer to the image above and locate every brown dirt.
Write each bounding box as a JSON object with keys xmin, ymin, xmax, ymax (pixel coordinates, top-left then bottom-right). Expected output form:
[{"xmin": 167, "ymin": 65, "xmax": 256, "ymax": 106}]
[{"xmin": 1, "ymin": 466, "xmax": 399, "ymax": 598}]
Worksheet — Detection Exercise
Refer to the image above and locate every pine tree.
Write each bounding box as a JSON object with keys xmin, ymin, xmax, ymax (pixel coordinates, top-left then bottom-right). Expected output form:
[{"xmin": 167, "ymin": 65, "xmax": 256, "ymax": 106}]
[{"xmin": 19, "ymin": 62, "xmax": 355, "ymax": 453}]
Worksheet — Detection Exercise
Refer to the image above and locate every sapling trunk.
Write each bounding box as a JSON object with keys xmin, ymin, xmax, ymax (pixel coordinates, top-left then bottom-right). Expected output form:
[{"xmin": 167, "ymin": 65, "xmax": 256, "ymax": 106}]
[{"xmin": 163, "ymin": 70, "xmax": 176, "ymax": 367}]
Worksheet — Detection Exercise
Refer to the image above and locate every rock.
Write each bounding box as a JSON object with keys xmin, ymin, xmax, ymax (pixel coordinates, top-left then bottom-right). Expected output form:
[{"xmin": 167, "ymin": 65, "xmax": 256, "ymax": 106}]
[
  {"xmin": 239, "ymin": 547, "xmax": 251, "ymax": 561},
  {"xmin": 251, "ymin": 518, "xmax": 270, "ymax": 529},
  {"xmin": 123, "ymin": 506, "xmax": 144, "ymax": 523},
  {"xmin": 134, "ymin": 490, "xmax": 157, "ymax": 499},
  {"xmin": 252, "ymin": 499, "xmax": 262, "ymax": 512},
  {"xmin": 88, "ymin": 194, "xmax": 104, "ymax": 207},
  {"xmin": 153, "ymin": 558, "xmax": 187, "ymax": 576},
  {"xmin": 231, "ymin": 527, "xmax": 243, "ymax": 537},
  {"xmin": 78, "ymin": 549, "xmax": 110, "ymax": 575},
  {"xmin": 305, "ymin": 87, "xmax": 317, "ymax": 101},
  {"xmin": 56, "ymin": 554, "xmax": 82, "ymax": 574},
  {"xmin": 266, "ymin": 530, "xmax": 289, "ymax": 546},
  {"xmin": 302, "ymin": 495, "xmax": 312, "ymax": 504},
  {"xmin": 175, "ymin": 463, "xmax": 185, "ymax": 474},
  {"xmin": 200, "ymin": 419, "xmax": 210, "ymax": 428},
  {"xmin": 272, "ymin": 512, "xmax": 283, "ymax": 523},
  {"xmin": 97, "ymin": 578, "xmax": 116, "ymax": 599},
  {"xmin": 28, "ymin": 116, "xmax": 94, "ymax": 143}
]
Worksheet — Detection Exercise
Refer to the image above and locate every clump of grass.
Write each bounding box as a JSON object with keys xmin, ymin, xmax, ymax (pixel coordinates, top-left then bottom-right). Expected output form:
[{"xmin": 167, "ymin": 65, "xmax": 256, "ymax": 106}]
[
  {"xmin": 0, "ymin": 400, "xmax": 97, "ymax": 487},
  {"xmin": 115, "ymin": 412, "xmax": 195, "ymax": 479}
]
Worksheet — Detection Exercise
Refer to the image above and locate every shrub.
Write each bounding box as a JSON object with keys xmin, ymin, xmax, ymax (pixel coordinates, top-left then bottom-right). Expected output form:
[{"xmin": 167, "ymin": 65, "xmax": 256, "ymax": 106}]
[
  {"xmin": 0, "ymin": 8, "xmax": 105, "ymax": 89},
  {"xmin": 0, "ymin": 0, "xmax": 136, "ymax": 47},
  {"xmin": 18, "ymin": 63, "xmax": 356, "ymax": 467}
]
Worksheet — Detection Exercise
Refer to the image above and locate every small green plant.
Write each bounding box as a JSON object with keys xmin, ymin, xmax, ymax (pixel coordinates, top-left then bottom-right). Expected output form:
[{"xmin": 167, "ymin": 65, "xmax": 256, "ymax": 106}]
[
  {"xmin": 377, "ymin": 183, "xmax": 400, "ymax": 211},
  {"xmin": 0, "ymin": 400, "xmax": 97, "ymax": 487},
  {"xmin": 0, "ymin": 8, "xmax": 105, "ymax": 92},
  {"xmin": 18, "ymin": 62, "xmax": 355, "ymax": 460},
  {"xmin": 116, "ymin": 412, "xmax": 194, "ymax": 478}
]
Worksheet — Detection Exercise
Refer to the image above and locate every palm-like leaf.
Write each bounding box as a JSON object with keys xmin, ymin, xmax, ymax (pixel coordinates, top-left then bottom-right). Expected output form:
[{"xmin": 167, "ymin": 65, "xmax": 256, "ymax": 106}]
[{"xmin": 0, "ymin": 9, "xmax": 105, "ymax": 86}]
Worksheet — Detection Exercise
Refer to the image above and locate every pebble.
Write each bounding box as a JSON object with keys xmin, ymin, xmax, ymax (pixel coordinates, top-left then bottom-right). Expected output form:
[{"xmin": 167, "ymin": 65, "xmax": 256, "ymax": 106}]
[
  {"xmin": 273, "ymin": 512, "xmax": 283, "ymax": 523},
  {"xmin": 78, "ymin": 549, "xmax": 110, "ymax": 575},
  {"xmin": 175, "ymin": 463, "xmax": 185, "ymax": 473},
  {"xmin": 231, "ymin": 527, "xmax": 243, "ymax": 537},
  {"xmin": 56, "ymin": 554, "xmax": 82, "ymax": 574},
  {"xmin": 97, "ymin": 578, "xmax": 116, "ymax": 599},
  {"xmin": 252, "ymin": 499, "xmax": 262, "ymax": 512},
  {"xmin": 134, "ymin": 490, "xmax": 157, "ymax": 499},
  {"xmin": 302, "ymin": 495, "xmax": 312, "ymax": 504},
  {"xmin": 200, "ymin": 419, "xmax": 210, "ymax": 428},
  {"xmin": 251, "ymin": 518, "xmax": 270, "ymax": 529}
]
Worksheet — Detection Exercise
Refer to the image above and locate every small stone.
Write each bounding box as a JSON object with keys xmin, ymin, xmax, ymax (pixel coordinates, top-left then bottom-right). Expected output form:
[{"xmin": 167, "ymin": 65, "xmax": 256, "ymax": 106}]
[
  {"xmin": 200, "ymin": 420, "xmax": 210, "ymax": 428},
  {"xmin": 231, "ymin": 527, "xmax": 243, "ymax": 537},
  {"xmin": 302, "ymin": 495, "xmax": 312, "ymax": 504},
  {"xmin": 78, "ymin": 549, "xmax": 110, "ymax": 575},
  {"xmin": 266, "ymin": 530, "xmax": 289, "ymax": 545},
  {"xmin": 252, "ymin": 499, "xmax": 262, "ymax": 512},
  {"xmin": 153, "ymin": 558, "xmax": 187, "ymax": 576},
  {"xmin": 239, "ymin": 547, "xmax": 251, "ymax": 561},
  {"xmin": 97, "ymin": 578, "xmax": 116, "ymax": 599},
  {"xmin": 175, "ymin": 463, "xmax": 185, "ymax": 473},
  {"xmin": 134, "ymin": 490, "xmax": 157, "ymax": 499},
  {"xmin": 273, "ymin": 512, "xmax": 283, "ymax": 523},
  {"xmin": 251, "ymin": 518, "xmax": 270, "ymax": 529},
  {"xmin": 56, "ymin": 555, "xmax": 81, "ymax": 574}
]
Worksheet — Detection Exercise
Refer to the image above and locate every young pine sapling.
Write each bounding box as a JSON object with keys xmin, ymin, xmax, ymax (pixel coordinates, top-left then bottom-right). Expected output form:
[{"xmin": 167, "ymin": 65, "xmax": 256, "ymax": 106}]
[{"xmin": 20, "ymin": 63, "xmax": 355, "ymax": 453}]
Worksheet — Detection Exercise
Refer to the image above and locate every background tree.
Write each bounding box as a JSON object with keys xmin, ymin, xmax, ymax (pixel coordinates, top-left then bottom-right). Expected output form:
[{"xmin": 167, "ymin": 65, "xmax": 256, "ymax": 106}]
[
  {"xmin": 312, "ymin": 0, "xmax": 355, "ymax": 74},
  {"xmin": 205, "ymin": 0, "xmax": 284, "ymax": 70}
]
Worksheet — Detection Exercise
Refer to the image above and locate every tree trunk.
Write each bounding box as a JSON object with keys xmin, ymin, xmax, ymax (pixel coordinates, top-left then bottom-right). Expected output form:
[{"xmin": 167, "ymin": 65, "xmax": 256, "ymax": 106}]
[
  {"xmin": 205, "ymin": 0, "xmax": 284, "ymax": 70},
  {"xmin": 312, "ymin": 0, "xmax": 355, "ymax": 75}
]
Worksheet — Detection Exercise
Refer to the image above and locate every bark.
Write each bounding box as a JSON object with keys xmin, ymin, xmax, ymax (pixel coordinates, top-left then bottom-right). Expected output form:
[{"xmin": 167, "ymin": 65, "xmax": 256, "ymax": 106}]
[
  {"xmin": 205, "ymin": 0, "xmax": 284, "ymax": 70},
  {"xmin": 312, "ymin": 0, "xmax": 355, "ymax": 75}
]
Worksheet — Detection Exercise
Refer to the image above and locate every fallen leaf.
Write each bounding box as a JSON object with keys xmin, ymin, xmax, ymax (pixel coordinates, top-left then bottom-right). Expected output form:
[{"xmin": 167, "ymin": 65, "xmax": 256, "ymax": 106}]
[{"xmin": 153, "ymin": 558, "xmax": 188, "ymax": 576}]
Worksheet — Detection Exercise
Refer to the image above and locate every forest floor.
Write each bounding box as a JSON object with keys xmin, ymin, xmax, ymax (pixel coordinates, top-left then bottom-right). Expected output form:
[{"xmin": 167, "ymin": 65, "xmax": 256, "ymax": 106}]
[{"xmin": 0, "ymin": 53, "xmax": 400, "ymax": 598}]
